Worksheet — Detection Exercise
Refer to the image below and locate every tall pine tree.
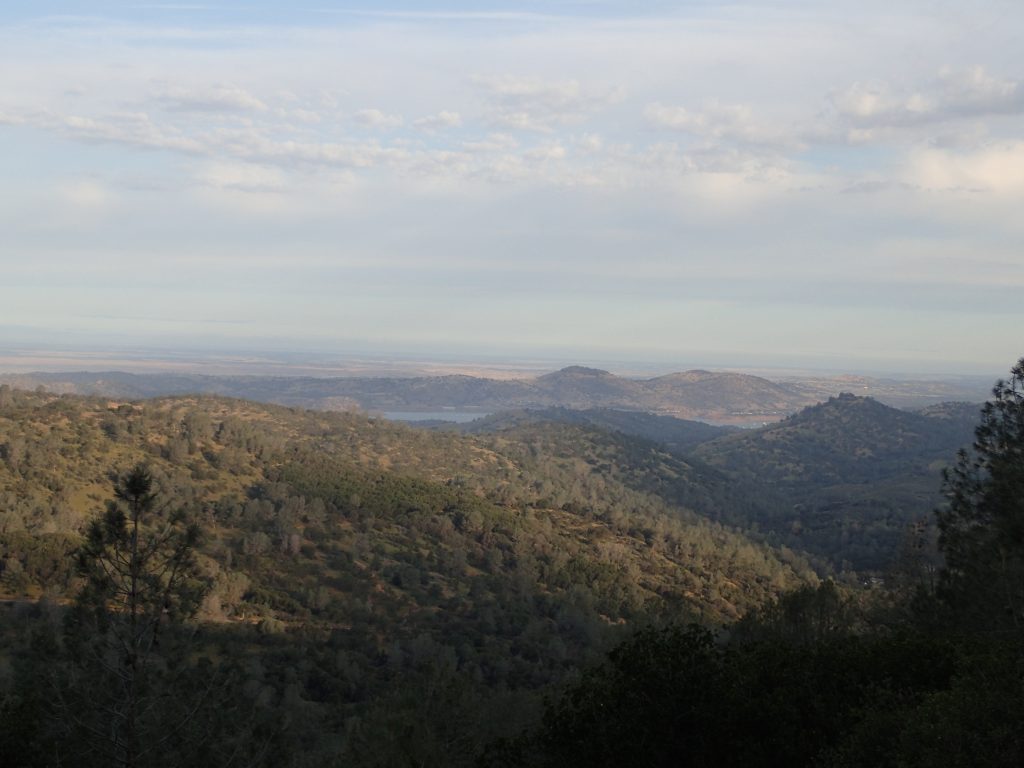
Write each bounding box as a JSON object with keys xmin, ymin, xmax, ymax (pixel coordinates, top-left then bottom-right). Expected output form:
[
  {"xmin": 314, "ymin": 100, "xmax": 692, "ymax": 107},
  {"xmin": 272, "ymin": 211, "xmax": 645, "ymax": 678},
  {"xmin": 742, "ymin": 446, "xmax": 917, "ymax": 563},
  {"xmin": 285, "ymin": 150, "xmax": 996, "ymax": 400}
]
[{"xmin": 937, "ymin": 357, "xmax": 1024, "ymax": 634}]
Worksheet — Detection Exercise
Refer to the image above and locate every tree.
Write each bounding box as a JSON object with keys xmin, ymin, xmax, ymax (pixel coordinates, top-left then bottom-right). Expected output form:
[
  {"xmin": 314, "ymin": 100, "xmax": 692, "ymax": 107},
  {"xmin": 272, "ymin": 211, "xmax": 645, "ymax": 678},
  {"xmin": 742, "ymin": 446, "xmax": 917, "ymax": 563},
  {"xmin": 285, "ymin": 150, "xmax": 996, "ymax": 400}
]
[
  {"xmin": 56, "ymin": 464, "xmax": 209, "ymax": 768},
  {"xmin": 937, "ymin": 357, "xmax": 1024, "ymax": 634}
]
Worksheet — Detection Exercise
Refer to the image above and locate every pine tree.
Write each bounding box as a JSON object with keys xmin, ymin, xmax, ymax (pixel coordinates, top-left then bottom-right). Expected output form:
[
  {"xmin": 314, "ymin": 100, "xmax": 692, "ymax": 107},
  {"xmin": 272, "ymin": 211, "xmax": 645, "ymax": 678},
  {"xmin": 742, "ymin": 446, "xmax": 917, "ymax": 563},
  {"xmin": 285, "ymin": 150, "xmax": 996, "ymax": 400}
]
[
  {"xmin": 937, "ymin": 357, "xmax": 1024, "ymax": 634},
  {"xmin": 55, "ymin": 464, "xmax": 208, "ymax": 767}
]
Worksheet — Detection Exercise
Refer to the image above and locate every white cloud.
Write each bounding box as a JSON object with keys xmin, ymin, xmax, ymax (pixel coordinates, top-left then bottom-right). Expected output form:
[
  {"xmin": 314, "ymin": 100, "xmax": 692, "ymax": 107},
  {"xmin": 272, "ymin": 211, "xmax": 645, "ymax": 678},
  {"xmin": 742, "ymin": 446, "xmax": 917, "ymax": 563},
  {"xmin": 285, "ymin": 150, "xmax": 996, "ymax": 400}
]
[
  {"xmin": 905, "ymin": 142, "xmax": 1024, "ymax": 194},
  {"xmin": 3, "ymin": 4, "xmax": 1024, "ymax": 369},
  {"xmin": 352, "ymin": 108, "xmax": 403, "ymax": 130},
  {"xmin": 644, "ymin": 101, "xmax": 794, "ymax": 150},
  {"xmin": 937, "ymin": 66, "xmax": 1022, "ymax": 117},
  {"xmin": 474, "ymin": 74, "xmax": 623, "ymax": 132},
  {"xmin": 829, "ymin": 67, "xmax": 1024, "ymax": 134},
  {"xmin": 57, "ymin": 111, "xmax": 206, "ymax": 154},
  {"xmin": 646, "ymin": 102, "xmax": 750, "ymax": 134},
  {"xmin": 286, "ymin": 108, "xmax": 323, "ymax": 124},
  {"xmin": 413, "ymin": 110, "xmax": 463, "ymax": 132},
  {"xmin": 524, "ymin": 144, "xmax": 567, "ymax": 162},
  {"xmin": 159, "ymin": 84, "xmax": 268, "ymax": 113},
  {"xmin": 461, "ymin": 133, "xmax": 518, "ymax": 153},
  {"xmin": 577, "ymin": 133, "xmax": 602, "ymax": 153},
  {"xmin": 56, "ymin": 179, "xmax": 110, "ymax": 208},
  {"xmin": 197, "ymin": 162, "xmax": 287, "ymax": 193}
]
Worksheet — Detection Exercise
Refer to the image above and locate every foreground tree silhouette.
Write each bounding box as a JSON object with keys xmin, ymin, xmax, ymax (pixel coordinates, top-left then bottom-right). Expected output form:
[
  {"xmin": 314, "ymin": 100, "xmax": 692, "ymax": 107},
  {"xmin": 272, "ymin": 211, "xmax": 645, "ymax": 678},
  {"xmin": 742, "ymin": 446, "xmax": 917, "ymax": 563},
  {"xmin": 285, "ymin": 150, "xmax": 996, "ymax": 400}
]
[
  {"xmin": 937, "ymin": 357, "xmax": 1024, "ymax": 634},
  {"xmin": 57, "ymin": 464, "xmax": 208, "ymax": 768}
]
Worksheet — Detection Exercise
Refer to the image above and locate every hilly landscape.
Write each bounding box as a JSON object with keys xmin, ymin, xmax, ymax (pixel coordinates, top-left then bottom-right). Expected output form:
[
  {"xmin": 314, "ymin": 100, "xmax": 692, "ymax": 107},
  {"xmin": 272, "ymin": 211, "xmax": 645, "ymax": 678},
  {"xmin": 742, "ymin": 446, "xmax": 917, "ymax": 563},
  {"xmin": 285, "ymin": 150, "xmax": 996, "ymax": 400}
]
[
  {"xmin": 444, "ymin": 395, "xmax": 977, "ymax": 572},
  {"xmin": 455, "ymin": 406, "xmax": 736, "ymax": 452},
  {"xmin": 0, "ymin": 384, "xmax": 828, "ymax": 763},
  {"xmin": 692, "ymin": 394, "xmax": 980, "ymax": 570},
  {"xmin": 0, "ymin": 385, "xmax": 821, "ymax": 619},
  {"xmin": 0, "ymin": 366, "xmax": 825, "ymax": 425},
  {"xmin": 1, "ymin": 365, "xmax": 994, "ymax": 427},
  {"xmin": 5, "ymin": 2, "xmax": 1023, "ymax": 763},
  {"xmin": 0, "ymin": 368, "xmax": 1018, "ymax": 767}
]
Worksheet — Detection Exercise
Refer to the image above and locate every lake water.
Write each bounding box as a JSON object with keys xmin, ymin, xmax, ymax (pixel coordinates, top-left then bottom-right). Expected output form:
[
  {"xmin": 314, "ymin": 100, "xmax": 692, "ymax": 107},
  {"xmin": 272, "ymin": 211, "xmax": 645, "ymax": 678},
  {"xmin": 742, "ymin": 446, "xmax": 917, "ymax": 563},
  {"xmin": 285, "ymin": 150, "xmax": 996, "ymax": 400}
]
[{"xmin": 382, "ymin": 411, "xmax": 491, "ymax": 423}]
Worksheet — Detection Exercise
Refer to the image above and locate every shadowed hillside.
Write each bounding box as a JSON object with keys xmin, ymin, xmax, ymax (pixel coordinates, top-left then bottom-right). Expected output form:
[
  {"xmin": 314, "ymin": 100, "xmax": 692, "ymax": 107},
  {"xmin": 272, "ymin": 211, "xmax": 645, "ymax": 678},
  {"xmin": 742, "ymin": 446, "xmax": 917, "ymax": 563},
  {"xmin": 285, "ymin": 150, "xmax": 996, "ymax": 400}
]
[
  {"xmin": 456, "ymin": 407, "xmax": 736, "ymax": 453},
  {"xmin": 692, "ymin": 394, "xmax": 978, "ymax": 570}
]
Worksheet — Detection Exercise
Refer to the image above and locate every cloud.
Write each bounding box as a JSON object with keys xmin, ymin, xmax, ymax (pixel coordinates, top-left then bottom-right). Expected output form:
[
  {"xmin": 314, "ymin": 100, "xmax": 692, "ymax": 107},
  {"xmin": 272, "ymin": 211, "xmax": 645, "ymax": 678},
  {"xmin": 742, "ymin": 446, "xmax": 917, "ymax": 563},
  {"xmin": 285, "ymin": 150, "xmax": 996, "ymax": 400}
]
[
  {"xmin": 829, "ymin": 67, "xmax": 1024, "ymax": 132},
  {"xmin": 839, "ymin": 179, "xmax": 916, "ymax": 195},
  {"xmin": 352, "ymin": 108, "xmax": 403, "ymax": 130},
  {"xmin": 159, "ymin": 84, "xmax": 268, "ymax": 113},
  {"xmin": 905, "ymin": 142, "xmax": 1024, "ymax": 194},
  {"xmin": 577, "ymin": 133, "xmax": 602, "ymax": 153},
  {"xmin": 644, "ymin": 101, "xmax": 793, "ymax": 149},
  {"xmin": 474, "ymin": 75, "xmax": 622, "ymax": 132},
  {"xmin": 646, "ymin": 102, "xmax": 750, "ymax": 135},
  {"xmin": 286, "ymin": 108, "xmax": 323, "ymax": 125},
  {"xmin": 524, "ymin": 144, "xmax": 567, "ymax": 162},
  {"xmin": 197, "ymin": 162, "xmax": 286, "ymax": 193},
  {"xmin": 460, "ymin": 133, "xmax": 518, "ymax": 153},
  {"xmin": 936, "ymin": 67, "xmax": 1022, "ymax": 115},
  {"xmin": 30, "ymin": 106, "xmax": 403, "ymax": 171},
  {"xmin": 413, "ymin": 111, "xmax": 463, "ymax": 132},
  {"xmin": 56, "ymin": 179, "xmax": 110, "ymax": 208},
  {"xmin": 57, "ymin": 111, "xmax": 206, "ymax": 154}
]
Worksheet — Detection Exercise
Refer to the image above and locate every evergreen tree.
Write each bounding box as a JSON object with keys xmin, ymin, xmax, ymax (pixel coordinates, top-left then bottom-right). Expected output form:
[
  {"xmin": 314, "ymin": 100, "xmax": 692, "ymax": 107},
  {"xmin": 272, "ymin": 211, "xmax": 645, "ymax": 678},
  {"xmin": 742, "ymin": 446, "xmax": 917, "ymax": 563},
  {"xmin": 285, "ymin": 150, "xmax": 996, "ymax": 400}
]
[
  {"xmin": 937, "ymin": 357, "xmax": 1024, "ymax": 634},
  {"xmin": 55, "ymin": 465, "xmax": 209, "ymax": 767}
]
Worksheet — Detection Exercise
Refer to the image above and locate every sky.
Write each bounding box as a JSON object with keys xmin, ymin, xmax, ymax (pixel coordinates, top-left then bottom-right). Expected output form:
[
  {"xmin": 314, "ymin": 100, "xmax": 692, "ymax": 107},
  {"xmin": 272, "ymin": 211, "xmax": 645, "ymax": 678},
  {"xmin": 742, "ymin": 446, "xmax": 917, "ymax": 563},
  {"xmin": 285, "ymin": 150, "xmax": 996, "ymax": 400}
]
[{"xmin": 1, "ymin": 0, "xmax": 1022, "ymax": 374}]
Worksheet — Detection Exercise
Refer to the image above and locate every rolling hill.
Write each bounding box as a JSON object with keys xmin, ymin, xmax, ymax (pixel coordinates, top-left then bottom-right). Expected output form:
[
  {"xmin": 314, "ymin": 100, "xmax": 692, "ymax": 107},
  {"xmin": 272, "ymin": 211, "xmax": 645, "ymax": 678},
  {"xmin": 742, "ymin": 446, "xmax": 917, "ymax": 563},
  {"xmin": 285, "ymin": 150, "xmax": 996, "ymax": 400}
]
[
  {"xmin": 456, "ymin": 406, "xmax": 736, "ymax": 453},
  {"xmin": 0, "ymin": 386, "xmax": 813, "ymax": 639},
  {"xmin": 692, "ymin": 393, "xmax": 979, "ymax": 569},
  {"xmin": 0, "ymin": 366, "xmax": 820, "ymax": 425}
]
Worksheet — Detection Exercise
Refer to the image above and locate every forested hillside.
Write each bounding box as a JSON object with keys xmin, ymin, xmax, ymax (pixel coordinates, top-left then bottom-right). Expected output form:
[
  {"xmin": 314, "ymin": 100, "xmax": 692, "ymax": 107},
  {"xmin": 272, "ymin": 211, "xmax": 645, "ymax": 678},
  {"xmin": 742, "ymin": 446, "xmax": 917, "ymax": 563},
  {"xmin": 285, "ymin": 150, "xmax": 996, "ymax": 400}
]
[
  {"xmin": 0, "ymin": 384, "xmax": 816, "ymax": 764},
  {"xmin": 458, "ymin": 406, "xmax": 736, "ymax": 452},
  {"xmin": 692, "ymin": 393, "xmax": 978, "ymax": 570},
  {"xmin": 450, "ymin": 396, "xmax": 976, "ymax": 573},
  {"xmin": 0, "ymin": 362, "xmax": 1018, "ymax": 767}
]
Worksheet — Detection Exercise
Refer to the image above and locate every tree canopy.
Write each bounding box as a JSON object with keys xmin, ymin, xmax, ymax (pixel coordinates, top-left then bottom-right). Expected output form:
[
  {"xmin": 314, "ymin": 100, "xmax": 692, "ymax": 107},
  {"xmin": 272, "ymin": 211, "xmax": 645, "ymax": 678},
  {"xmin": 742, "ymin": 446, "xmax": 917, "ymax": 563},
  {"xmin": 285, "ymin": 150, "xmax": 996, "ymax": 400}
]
[
  {"xmin": 937, "ymin": 357, "xmax": 1024, "ymax": 634},
  {"xmin": 60, "ymin": 465, "xmax": 208, "ymax": 768}
]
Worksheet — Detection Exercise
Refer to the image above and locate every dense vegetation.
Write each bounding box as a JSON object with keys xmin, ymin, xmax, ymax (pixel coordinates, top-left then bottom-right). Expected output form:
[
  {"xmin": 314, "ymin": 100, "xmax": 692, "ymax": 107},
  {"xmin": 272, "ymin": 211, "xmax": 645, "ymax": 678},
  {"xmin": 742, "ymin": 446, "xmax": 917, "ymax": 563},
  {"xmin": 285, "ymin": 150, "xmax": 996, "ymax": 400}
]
[
  {"xmin": 0, "ymin": 356, "xmax": 1018, "ymax": 767},
  {"xmin": 0, "ymin": 384, "xmax": 812, "ymax": 765},
  {"xmin": 459, "ymin": 396, "xmax": 976, "ymax": 573},
  {"xmin": 499, "ymin": 360, "xmax": 1024, "ymax": 766},
  {"xmin": 457, "ymin": 406, "xmax": 737, "ymax": 453},
  {"xmin": 688, "ymin": 394, "xmax": 977, "ymax": 571}
]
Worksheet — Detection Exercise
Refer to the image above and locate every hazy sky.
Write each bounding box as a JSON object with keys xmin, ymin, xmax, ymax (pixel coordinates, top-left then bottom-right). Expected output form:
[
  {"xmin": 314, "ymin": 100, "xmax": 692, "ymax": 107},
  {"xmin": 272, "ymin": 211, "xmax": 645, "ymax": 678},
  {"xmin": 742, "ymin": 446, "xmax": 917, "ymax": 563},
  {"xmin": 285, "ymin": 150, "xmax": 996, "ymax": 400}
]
[{"xmin": 1, "ymin": 1, "xmax": 1022, "ymax": 373}]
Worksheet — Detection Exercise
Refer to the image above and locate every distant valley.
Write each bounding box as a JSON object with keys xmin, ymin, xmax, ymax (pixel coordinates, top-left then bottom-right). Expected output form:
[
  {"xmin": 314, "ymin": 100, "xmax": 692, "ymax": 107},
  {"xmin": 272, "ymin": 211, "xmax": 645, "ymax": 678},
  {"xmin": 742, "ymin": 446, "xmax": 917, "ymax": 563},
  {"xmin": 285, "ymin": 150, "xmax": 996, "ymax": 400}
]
[{"xmin": 0, "ymin": 364, "xmax": 991, "ymax": 426}]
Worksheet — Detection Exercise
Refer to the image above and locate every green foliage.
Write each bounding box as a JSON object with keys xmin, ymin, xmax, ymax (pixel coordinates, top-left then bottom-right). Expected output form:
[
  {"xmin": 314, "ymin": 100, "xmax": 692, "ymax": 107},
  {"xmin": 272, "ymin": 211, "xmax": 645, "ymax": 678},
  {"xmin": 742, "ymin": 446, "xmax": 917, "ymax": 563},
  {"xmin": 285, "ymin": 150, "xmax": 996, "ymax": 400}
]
[
  {"xmin": 53, "ymin": 466, "xmax": 209, "ymax": 767},
  {"xmin": 937, "ymin": 357, "xmax": 1024, "ymax": 634},
  {"xmin": 461, "ymin": 406, "xmax": 734, "ymax": 453},
  {"xmin": 510, "ymin": 623, "xmax": 960, "ymax": 768},
  {"xmin": 693, "ymin": 394, "xmax": 977, "ymax": 570},
  {"xmin": 508, "ymin": 361, "xmax": 1022, "ymax": 768},
  {"xmin": 732, "ymin": 580, "xmax": 854, "ymax": 645},
  {"xmin": 74, "ymin": 464, "xmax": 205, "ymax": 627},
  {"xmin": 0, "ymin": 387, "xmax": 821, "ymax": 765},
  {"xmin": 4, "ymin": 373, "xmax": 1005, "ymax": 767}
]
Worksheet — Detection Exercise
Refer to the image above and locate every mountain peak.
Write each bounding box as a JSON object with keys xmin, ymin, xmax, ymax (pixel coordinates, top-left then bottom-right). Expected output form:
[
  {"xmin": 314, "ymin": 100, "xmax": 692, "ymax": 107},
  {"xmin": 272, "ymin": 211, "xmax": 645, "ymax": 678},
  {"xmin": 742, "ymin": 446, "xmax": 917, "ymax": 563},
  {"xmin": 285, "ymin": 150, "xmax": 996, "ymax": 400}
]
[{"xmin": 544, "ymin": 366, "xmax": 612, "ymax": 378}]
